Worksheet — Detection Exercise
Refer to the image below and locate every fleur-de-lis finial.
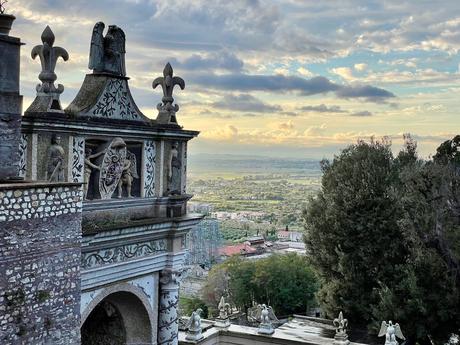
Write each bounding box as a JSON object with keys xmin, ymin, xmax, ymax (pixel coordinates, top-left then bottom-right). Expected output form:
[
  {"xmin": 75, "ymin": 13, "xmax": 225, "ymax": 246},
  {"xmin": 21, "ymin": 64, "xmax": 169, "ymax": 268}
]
[
  {"xmin": 0, "ymin": 0, "xmax": 8, "ymax": 14},
  {"xmin": 31, "ymin": 26, "xmax": 69, "ymax": 95},
  {"xmin": 333, "ymin": 311, "xmax": 348, "ymax": 334},
  {"xmin": 152, "ymin": 63, "xmax": 185, "ymax": 124},
  {"xmin": 333, "ymin": 311, "xmax": 350, "ymax": 345},
  {"xmin": 27, "ymin": 26, "xmax": 69, "ymax": 113}
]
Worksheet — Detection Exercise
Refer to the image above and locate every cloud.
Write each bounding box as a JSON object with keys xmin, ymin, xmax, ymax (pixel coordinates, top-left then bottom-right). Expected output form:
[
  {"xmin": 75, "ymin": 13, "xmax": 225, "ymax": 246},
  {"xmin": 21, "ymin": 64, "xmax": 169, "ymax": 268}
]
[
  {"xmin": 335, "ymin": 84, "xmax": 396, "ymax": 102},
  {"xmin": 304, "ymin": 124, "xmax": 327, "ymax": 136},
  {"xmin": 277, "ymin": 120, "xmax": 295, "ymax": 131},
  {"xmin": 331, "ymin": 67, "xmax": 355, "ymax": 81},
  {"xmin": 297, "ymin": 67, "xmax": 313, "ymax": 77},
  {"xmin": 212, "ymin": 94, "xmax": 282, "ymax": 113},
  {"xmin": 299, "ymin": 104, "xmax": 346, "ymax": 113},
  {"xmin": 354, "ymin": 63, "xmax": 368, "ymax": 71},
  {"xmin": 350, "ymin": 110, "xmax": 373, "ymax": 116},
  {"xmin": 190, "ymin": 73, "xmax": 395, "ymax": 103},
  {"xmin": 169, "ymin": 51, "xmax": 244, "ymax": 72}
]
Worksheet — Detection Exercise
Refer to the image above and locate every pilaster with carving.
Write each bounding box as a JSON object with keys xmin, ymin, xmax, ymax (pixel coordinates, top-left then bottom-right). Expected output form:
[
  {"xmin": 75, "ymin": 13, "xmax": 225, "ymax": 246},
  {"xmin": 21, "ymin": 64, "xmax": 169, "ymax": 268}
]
[
  {"xmin": 158, "ymin": 269, "xmax": 182, "ymax": 345},
  {"xmin": 71, "ymin": 136, "xmax": 85, "ymax": 183},
  {"xmin": 181, "ymin": 142, "xmax": 187, "ymax": 194},
  {"xmin": 143, "ymin": 140, "xmax": 156, "ymax": 197},
  {"xmin": 18, "ymin": 133, "xmax": 28, "ymax": 178}
]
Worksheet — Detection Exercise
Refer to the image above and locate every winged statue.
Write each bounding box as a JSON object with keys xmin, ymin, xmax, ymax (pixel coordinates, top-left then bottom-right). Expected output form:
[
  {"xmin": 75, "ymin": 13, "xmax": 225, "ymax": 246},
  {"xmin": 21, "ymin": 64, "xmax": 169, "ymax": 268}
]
[
  {"xmin": 378, "ymin": 321, "xmax": 405, "ymax": 345},
  {"xmin": 185, "ymin": 309, "xmax": 203, "ymax": 341}
]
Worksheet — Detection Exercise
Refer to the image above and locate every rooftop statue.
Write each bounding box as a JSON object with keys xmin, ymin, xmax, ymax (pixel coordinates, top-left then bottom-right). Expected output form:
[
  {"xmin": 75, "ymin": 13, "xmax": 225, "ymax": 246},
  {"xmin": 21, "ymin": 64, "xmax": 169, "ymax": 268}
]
[
  {"xmin": 250, "ymin": 304, "xmax": 278, "ymax": 335},
  {"xmin": 185, "ymin": 308, "xmax": 204, "ymax": 341},
  {"xmin": 378, "ymin": 321, "xmax": 405, "ymax": 345},
  {"xmin": 89, "ymin": 22, "xmax": 126, "ymax": 77},
  {"xmin": 26, "ymin": 26, "xmax": 69, "ymax": 113},
  {"xmin": 333, "ymin": 311, "xmax": 350, "ymax": 345},
  {"xmin": 152, "ymin": 63, "xmax": 185, "ymax": 124},
  {"xmin": 446, "ymin": 334, "xmax": 459, "ymax": 345}
]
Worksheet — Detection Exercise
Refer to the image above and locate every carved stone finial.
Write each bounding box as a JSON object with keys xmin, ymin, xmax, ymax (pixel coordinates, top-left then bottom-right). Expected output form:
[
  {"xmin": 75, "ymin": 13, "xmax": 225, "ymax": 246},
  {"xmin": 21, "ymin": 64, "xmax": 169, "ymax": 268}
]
[
  {"xmin": 26, "ymin": 26, "xmax": 69, "ymax": 113},
  {"xmin": 0, "ymin": 0, "xmax": 8, "ymax": 14},
  {"xmin": 215, "ymin": 296, "xmax": 231, "ymax": 328},
  {"xmin": 333, "ymin": 312, "xmax": 350, "ymax": 345},
  {"xmin": 152, "ymin": 63, "xmax": 185, "ymax": 125}
]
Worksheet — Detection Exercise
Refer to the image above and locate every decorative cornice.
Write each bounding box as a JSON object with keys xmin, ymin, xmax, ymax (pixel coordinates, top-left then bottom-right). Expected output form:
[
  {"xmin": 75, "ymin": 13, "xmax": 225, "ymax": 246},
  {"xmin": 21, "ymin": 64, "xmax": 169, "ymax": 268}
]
[{"xmin": 82, "ymin": 239, "xmax": 167, "ymax": 269}]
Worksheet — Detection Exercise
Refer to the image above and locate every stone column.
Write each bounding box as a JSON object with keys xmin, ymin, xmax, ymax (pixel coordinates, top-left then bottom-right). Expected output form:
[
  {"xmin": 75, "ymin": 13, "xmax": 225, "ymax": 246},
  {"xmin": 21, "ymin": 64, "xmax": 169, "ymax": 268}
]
[{"xmin": 158, "ymin": 269, "xmax": 182, "ymax": 345}]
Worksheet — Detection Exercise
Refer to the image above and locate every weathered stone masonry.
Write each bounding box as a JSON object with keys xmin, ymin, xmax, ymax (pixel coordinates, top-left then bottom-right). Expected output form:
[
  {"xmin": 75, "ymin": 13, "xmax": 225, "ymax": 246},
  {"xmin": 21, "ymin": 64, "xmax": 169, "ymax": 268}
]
[
  {"xmin": 0, "ymin": 183, "xmax": 82, "ymax": 345},
  {"xmin": 0, "ymin": 183, "xmax": 82, "ymax": 221}
]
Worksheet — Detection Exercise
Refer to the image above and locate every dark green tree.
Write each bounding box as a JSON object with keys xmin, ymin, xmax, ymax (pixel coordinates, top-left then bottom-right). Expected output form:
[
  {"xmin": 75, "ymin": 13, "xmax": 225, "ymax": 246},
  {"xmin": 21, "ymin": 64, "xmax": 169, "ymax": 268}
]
[{"xmin": 304, "ymin": 137, "xmax": 460, "ymax": 344}]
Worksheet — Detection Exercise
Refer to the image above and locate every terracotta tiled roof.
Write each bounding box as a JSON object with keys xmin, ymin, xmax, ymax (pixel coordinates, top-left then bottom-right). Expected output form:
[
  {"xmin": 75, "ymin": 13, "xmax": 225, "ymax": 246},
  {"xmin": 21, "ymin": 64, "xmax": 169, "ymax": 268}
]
[{"xmin": 219, "ymin": 243, "xmax": 257, "ymax": 256}]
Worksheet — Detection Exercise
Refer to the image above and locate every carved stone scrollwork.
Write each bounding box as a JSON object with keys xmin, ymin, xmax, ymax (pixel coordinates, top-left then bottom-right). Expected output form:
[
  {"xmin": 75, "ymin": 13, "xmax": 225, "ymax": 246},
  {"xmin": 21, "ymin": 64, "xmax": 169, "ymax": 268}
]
[
  {"xmin": 91, "ymin": 79, "xmax": 139, "ymax": 120},
  {"xmin": 71, "ymin": 136, "xmax": 85, "ymax": 183},
  {"xmin": 18, "ymin": 134, "xmax": 27, "ymax": 178},
  {"xmin": 143, "ymin": 140, "xmax": 156, "ymax": 197},
  {"xmin": 82, "ymin": 239, "xmax": 167, "ymax": 269}
]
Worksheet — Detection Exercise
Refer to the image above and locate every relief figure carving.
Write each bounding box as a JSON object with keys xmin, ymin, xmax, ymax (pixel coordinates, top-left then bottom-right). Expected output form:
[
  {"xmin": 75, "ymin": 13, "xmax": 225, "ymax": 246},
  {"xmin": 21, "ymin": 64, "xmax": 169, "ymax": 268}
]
[
  {"xmin": 84, "ymin": 147, "xmax": 106, "ymax": 199},
  {"xmin": 167, "ymin": 142, "xmax": 181, "ymax": 195},
  {"xmin": 46, "ymin": 134, "xmax": 65, "ymax": 182},
  {"xmin": 117, "ymin": 150, "xmax": 139, "ymax": 198}
]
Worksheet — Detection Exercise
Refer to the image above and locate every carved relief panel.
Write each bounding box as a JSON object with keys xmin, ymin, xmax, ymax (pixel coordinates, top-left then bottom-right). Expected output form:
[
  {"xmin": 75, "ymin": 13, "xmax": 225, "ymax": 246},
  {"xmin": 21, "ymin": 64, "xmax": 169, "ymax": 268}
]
[
  {"xmin": 35, "ymin": 132, "xmax": 71, "ymax": 182},
  {"xmin": 165, "ymin": 140, "xmax": 183, "ymax": 196},
  {"xmin": 84, "ymin": 138, "xmax": 142, "ymax": 200}
]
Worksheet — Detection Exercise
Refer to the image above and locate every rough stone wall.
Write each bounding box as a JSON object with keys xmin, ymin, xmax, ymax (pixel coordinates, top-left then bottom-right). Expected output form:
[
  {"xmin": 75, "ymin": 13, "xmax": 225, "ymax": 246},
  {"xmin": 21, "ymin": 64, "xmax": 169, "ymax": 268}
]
[
  {"xmin": 0, "ymin": 183, "xmax": 82, "ymax": 345},
  {"xmin": 0, "ymin": 35, "xmax": 22, "ymax": 180}
]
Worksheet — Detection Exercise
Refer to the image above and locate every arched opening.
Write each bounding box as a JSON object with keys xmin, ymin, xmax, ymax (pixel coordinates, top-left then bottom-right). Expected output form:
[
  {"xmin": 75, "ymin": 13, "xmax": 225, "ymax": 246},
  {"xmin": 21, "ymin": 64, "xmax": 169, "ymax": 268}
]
[
  {"xmin": 81, "ymin": 291, "xmax": 153, "ymax": 345},
  {"xmin": 81, "ymin": 301, "xmax": 126, "ymax": 345}
]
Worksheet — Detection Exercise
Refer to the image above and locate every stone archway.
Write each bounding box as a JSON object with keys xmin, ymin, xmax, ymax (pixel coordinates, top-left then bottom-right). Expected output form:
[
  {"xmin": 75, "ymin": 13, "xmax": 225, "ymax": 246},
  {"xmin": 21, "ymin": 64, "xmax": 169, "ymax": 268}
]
[
  {"xmin": 81, "ymin": 300, "xmax": 126, "ymax": 345},
  {"xmin": 81, "ymin": 285, "xmax": 154, "ymax": 345}
]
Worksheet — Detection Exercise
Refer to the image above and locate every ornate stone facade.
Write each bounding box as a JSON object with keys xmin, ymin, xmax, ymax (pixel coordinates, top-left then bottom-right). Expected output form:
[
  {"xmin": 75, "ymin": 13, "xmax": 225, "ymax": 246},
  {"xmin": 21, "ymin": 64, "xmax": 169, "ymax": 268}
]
[{"xmin": 3, "ymin": 14, "xmax": 202, "ymax": 345}]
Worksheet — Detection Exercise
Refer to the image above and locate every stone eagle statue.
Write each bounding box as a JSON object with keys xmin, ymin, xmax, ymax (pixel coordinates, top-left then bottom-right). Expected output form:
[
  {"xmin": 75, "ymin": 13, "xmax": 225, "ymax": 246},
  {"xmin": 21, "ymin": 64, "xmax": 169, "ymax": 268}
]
[
  {"xmin": 378, "ymin": 321, "xmax": 405, "ymax": 345},
  {"xmin": 89, "ymin": 22, "xmax": 126, "ymax": 76}
]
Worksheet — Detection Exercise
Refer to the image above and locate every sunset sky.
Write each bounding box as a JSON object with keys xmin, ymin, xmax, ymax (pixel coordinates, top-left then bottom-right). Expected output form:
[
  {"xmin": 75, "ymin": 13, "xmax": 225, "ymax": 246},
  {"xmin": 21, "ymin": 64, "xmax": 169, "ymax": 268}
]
[{"xmin": 7, "ymin": 0, "xmax": 460, "ymax": 158}]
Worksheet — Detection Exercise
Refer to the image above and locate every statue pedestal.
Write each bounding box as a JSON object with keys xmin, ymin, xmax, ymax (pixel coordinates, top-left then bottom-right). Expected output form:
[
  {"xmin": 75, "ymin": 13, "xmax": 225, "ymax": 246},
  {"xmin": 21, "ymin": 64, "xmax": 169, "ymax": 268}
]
[
  {"xmin": 257, "ymin": 323, "xmax": 274, "ymax": 335},
  {"xmin": 333, "ymin": 332, "xmax": 350, "ymax": 345},
  {"xmin": 214, "ymin": 318, "xmax": 230, "ymax": 329},
  {"xmin": 185, "ymin": 328, "xmax": 204, "ymax": 342}
]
